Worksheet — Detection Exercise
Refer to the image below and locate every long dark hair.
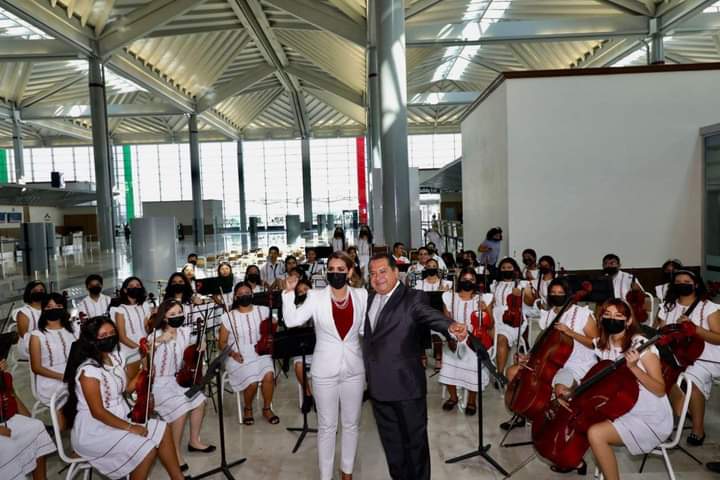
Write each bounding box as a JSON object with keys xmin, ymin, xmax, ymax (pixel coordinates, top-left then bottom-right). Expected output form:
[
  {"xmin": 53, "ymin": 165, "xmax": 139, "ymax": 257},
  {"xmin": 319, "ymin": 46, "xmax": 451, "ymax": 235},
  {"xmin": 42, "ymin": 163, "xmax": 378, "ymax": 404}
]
[
  {"xmin": 456, "ymin": 267, "xmax": 478, "ymax": 292},
  {"xmin": 150, "ymin": 298, "xmax": 184, "ymax": 331},
  {"xmin": 38, "ymin": 292, "xmax": 73, "ymax": 333},
  {"xmin": 119, "ymin": 276, "xmax": 147, "ymax": 304},
  {"xmin": 217, "ymin": 261, "xmax": 233, "ymax": 277},
  {"xmin": 538, "ymin": 255, "xmax": 557, "ymax": 275},
  {"xmin": 596, "ymin": 299, "xmax": 639, "ymax": 352},
  {"xmin": 359, "ymin": 224, "xmax": 373, "ymax": 244},
  {"xmin": 662, "ymin": 270, "xmax": 708, "ymax": 313},
  {"xmin": 23, "ymin": 280, "xmax": 47, "ymax": 304},
  {"xmin": 163, "ymin": 272, "xmax": 193, "ymax": 303},
  {"xmin": 231, "ymin": 282, "xmax": 255, "ymax": 310},
  {"xmin": 62, "ymin": 316, "xmax": 119, "ymax": 429},
  {"xmin": 498, "ymin": 257, "xmax": 522, "ymax": 279}
]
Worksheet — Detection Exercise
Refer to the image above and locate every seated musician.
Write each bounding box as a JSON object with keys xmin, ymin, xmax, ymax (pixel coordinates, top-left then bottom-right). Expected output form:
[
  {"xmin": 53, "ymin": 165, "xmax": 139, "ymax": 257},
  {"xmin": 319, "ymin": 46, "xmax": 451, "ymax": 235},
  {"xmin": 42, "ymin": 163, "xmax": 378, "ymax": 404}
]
[
  {"xmin": 290, "ymin": 275, "xmax": 315, "ymax": 412},
  {"xmin": 406, "ymin": 247, "xmax": 430, "ymax": 286},
  {"xmin": 276, "ymin": 256, "xmax": 298, "ymax": 291},
  {"xmin": 656, "ymin": 270, "xmax": 720, "ymax": 446},
  {"xmin": 78, "ymin": 274, "xmax": 111, "ymax": 319},
  {"xmin": 244, "ymin": 265, "xmax": 265, "ymax": 293},
  {"xmin": 111, "ymin": 276, "xmax": 153, "ymax": 379},
  {"xmin": 163, "ymin": 272, "xmax": 204, "ymax": 326},
  {"xmin": 439, "ymin": 268, "xmax": 492, "ymax": 414},
  {"xmin": 15, "ymin": 280, "xmax": 47, "ymax": 360},
  {"xmin": 261, "ymin": 246, "xmax": 285, "ymax": 289},
  {"xmin": 302, "ymin": 247, "xmax": 325, "ymax": 280},
  {"xmin": 218, "ymin": 282, "xmax": 279, "ymax": 425},
  {"xmin": 521, "ymin": 248, "xmax": 539, "ymax": 281},
  {"xmin": 583, "ymin": 299, "xmax": 672, "ymax": 480},
  {"xmin": 0, "ymin": 359, "xmax": 56, "ymax": 480},
  {"xmin": 501, "ymin": 278, "xmax": 598, "ymax": 431},
  {"xmin": 415, "ymin": 258, "xmax": 452, "ymax": 371},
  {"xmin": 146, "ymin": 300, "xmax": 214, "ymax": 473},
  {"xmin": 655, "ymin": 259, "xmax": 682, "ymax": 304},
  {"xmin": 346, "ymin": 247, "xmax": 364, "ymax": 287},
  {"xmin": 491, "ymin": 258, "xmax": 536, "ymax": 379},
  {"xmin": 425, "ymin": 242, "xmax": 447, "ymax": 271},
  {"xmin": 602, "ymin": 253, "xmax": 642, "ymax": 298},
  {"xmin": 534, "ymin": 255, "xmax": 557, "ymax": 304},
  {"xmin": 62, "ymin": 316, "xmax": 187, "ymax": 480}
]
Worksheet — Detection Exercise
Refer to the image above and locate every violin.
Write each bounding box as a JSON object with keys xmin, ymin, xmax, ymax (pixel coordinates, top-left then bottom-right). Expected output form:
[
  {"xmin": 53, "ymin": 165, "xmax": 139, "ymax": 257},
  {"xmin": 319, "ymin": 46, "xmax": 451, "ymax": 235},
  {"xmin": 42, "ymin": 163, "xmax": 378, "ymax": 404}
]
[
  {"xmin": 176, "ymin": 307, "xmax": 210, "ymax": 389},
  {"xmin": 532, "ymin": 333, "xmax": 663, "ymax": 471},
  {"xmin": 0, "ymin": 371, "xmax": 18, "ymax": 423},
  {"xmin": 502, "ymin": 279, "xmax": 524, "ymax": 328},
  {"xmin": 255, "ymin": 289, "xmax": 277, "ymax": 356},
  {"xmin": 470, "ymin": 301, "xmax": 493, "ymax": 350},
  {"xmin": 504, "ymin": 283, "xmax": 592, "ymax": 420},
  {"xmin": 129, "ymin": 334, "xmax": 157, "ymax": 424},
  {"xmin": 626, "ymin": 286, "xmax": 648, "ymax": 324}
]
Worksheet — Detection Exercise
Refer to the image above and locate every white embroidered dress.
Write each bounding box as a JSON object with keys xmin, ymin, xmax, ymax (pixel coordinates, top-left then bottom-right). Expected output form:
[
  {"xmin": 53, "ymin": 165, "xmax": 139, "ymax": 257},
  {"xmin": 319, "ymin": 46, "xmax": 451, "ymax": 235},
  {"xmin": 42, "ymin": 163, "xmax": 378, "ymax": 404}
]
[{"xmin": 222, "ymin": 306, "xmax": 274, "ymax": 392}]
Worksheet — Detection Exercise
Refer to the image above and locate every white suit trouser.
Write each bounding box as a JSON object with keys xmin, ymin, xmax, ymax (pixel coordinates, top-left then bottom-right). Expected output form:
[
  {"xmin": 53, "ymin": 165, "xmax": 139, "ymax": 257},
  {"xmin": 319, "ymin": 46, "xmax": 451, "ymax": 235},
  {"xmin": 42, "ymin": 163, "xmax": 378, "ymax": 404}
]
[{"xmin": 313, "ymin": 372, "xmax": 364, "ymax": 480}]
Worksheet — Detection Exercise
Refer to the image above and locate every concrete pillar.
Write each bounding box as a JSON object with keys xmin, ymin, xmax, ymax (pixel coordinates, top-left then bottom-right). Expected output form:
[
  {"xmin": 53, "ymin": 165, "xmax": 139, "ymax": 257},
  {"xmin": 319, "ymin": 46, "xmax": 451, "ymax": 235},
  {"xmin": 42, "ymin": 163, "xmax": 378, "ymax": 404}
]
[
  {"xmin": 236, "ymin": 139, "xmax": 247, "ymax": 232},
  {"xmin": 366, "ymin": 0, "xmax": 383, "ymax": 238},
  {"xmin": 373, "ymin": 0, "xmax": 411, "ymax": 246},
  {"xmin": 650, "ymin": 18, "xmax": 665, "ymax": 64},
  {"xmin": 188, "ymin": 114, "xmax": 205, "ymax": 246},
  {"xmin": 301, "ymin": 137, "xmax": 313, "ymax": 230},
  {"xmin": 88, "ymin": 57, "xmax": 114, "ymax": 251},
  {"xmin": 11, "ymin": 106, "xmax": 24, "ymax": 182}
]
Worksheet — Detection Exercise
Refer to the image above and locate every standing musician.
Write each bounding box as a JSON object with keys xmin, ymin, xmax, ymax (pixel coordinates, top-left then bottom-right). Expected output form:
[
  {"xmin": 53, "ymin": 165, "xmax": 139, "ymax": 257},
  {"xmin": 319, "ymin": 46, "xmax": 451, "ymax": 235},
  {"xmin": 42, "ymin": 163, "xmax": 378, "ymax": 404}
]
[
  {"xmin": 261, "ymin": 246, "xmax": 285, "ymax": 289},
  {"xmin": 218, "ymin": 282, "xmax": 279, "ymax": 426},
  {"xmin": 583, "ymin": 299, "xmax": 672, "ymax": 480},
  {"xmin": 501, "ymin": 278, "xmax": 598, "ymax": 431},
  {"xmin": 29, "ymin": 293, "xmax": 78, "ymax": 425},
  {"xmin": 111, "ymin": 276, "xmax": 153, "ymax": 378},
  {"xmin": 655, "ymin": 259, "xmax": 683, "ymax": 304},
  {"xmin": 15, "ymin": 280, "xmax": 47, "ymax": 360},
  {"xmin": 303, "ymin": 248, "xmax": 326, "ymax": 280},
  {"xmin": 521, "ymin": 248, "xmax": 539, "ymax": 281},
  {"xmin": 491, "ymin": 258, "xmax": 536, "ymax": 377},
  {"xmin": 357, "ymin": 225, "xmax": 373, "ymax": 278},
  {"xmin": 602, "ymin": 253, "xmax": 643, "ymax": 299},
  {"xmin": 77, "ymin": 274, "xmax": 111, "ymax": 320},
  {"xmin": 146, "ymin": 300, "xmax": 214, "ymax": 473},
  {"xmin": 282, "ymin": 252, "xmax": 366, "ymax": 480},
  {"xmin": 331, "ymin": 226, "xmax": 347, "ymax": 253},
  {"xmin": 0, "ymin": 359, "xmax": 56, "ymax": 480},
  {"xmin": 290, "ymin": 275, "xmax": 314, "ymax": 411},
  {"xmin": 656, "ymin": 270, "xmax": 720, "ymax": 446},
  {"xmin": 406, "ymin": 247, "xmax": 430, "ymax": 286},
  {"xmin": 439, "ymin": 267, "xmax": 491, "ymax": 414},
  {"xmin": 62, "ymin": 316, "xmax": 187, "ymax": 480},
  {"xmin": 244, "ymin": 265, "xmax": 265, "ymax": 293}
]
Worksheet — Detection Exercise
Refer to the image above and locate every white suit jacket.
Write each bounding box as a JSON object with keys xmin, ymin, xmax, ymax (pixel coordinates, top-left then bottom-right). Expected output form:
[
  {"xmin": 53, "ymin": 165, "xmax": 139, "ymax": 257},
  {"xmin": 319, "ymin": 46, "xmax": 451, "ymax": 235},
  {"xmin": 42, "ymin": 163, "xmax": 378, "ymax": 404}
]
[{"xmin": 282, "ymin": 286, "xmax": 367, "ymax": 379}]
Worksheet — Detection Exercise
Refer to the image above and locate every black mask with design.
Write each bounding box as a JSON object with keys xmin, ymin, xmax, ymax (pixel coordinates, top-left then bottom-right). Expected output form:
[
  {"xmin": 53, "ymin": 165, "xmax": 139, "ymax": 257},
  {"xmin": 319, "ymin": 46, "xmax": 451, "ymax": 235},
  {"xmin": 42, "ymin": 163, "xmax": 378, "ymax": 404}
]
[
  {"xmin": 601, "ymin": 316, "xmax": 626, "ymax": 335},
  {"xmin": 96, "ymin": 335, "xmax": 119, "ymax": 353}
]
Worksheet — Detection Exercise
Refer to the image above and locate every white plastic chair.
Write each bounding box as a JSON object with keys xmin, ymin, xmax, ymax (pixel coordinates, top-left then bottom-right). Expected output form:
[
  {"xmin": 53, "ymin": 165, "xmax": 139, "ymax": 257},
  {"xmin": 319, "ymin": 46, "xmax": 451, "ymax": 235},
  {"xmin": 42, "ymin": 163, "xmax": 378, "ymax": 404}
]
[
  {"xmin": 30, "ymin": 372, "xmax": 50, "ymax": 418},
  {"xmin": 50, "ymin": 390, "xmax": 93, "ymax": 480},
  {"xmin": 220, "ymin": 371, "xmax": 261, "ymax": 424}
]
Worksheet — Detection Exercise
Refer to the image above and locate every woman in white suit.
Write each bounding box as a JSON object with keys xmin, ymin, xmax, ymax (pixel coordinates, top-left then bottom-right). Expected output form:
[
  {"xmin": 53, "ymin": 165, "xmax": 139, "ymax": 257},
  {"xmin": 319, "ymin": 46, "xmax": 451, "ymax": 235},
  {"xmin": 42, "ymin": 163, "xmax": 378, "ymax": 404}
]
[{"xmin": 283, "ymin": 251, "xmax": 367, "ymax": 480}]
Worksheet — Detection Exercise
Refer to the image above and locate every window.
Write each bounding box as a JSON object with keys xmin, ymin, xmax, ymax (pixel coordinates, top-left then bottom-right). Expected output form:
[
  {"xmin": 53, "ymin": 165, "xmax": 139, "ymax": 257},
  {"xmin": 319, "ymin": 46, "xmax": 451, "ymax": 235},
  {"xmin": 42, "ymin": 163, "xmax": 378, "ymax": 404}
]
[
  {"xmin": 408, "ymin": 133, "xmax": 462, "ymax": 169},
  {"xmin": 310, "ymin": 138, "xmax": 358, "ymax": 219}
]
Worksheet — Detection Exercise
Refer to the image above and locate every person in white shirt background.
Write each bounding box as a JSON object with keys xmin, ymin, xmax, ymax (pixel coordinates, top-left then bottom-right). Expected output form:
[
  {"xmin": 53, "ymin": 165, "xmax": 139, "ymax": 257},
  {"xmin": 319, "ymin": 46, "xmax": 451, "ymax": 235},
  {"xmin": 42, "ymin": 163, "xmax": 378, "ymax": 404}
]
[
  {"xmin": 391, "ymin": 242, "xmax": 409, "ymax": 265},
  {"xmin": 261, "ymin": 246, "xmax": 285, "ymax": 289},
  {"xmin": 15, "ymin": 280, "xmax": 47, "ymax": 360},
  {"xmin": 331, "ymin": 227, "xmax": 347, "ymax": 253},
  {"xmin": 655, "ymin": 259, "xmax": 682, "ymax": 304},
  {"xmin": 303, "ymin": 247, "xmax": 326, "ymax": 280},
  {"xmin": 602, "ymin": 253, "xmax": 643, "ymax": 299},
  {"xmin": 78, "ymin": 274, "xmax": 111, "ymax": 320},
  {"xmin": 521, "ymin": 249, "xmax": 539, "ymax": 282},
  {"xmin": 356, "ymin": 225, "xmax": 373, "ymax": 278}
]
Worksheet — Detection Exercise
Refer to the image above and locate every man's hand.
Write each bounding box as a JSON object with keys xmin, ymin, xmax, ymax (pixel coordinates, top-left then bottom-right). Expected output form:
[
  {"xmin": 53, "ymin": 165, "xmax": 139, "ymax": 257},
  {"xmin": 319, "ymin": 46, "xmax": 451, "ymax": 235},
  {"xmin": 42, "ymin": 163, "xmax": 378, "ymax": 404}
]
[{"xmin": 449, "ymin": 322, "xmax": 468, "ymax": 342}]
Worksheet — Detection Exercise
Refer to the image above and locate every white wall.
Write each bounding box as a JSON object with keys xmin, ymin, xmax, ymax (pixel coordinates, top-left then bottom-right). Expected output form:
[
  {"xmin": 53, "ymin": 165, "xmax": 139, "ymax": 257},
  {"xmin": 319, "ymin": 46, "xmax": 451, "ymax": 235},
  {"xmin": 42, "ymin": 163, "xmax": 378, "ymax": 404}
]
[
  {"xmin": 142, "ymin": 200, "xmax": 224, "ymax": 228},
  {"xmin": 462, "ymin": 82, "xmax": 509, "ymax": 253},
  {"xmin": 501, "ymin": 69, "xmax": 720, "ymax": 269}
]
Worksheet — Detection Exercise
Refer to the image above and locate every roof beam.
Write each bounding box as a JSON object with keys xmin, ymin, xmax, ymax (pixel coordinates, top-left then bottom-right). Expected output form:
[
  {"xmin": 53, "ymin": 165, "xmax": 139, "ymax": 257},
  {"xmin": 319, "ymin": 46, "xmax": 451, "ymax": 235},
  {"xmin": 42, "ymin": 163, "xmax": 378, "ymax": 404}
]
[
  {"xmin": 574, "ymin": 38, "xmax": 645, "ymax": 67},
  {"xmin": 22, "ymin": 103, "xmax": 186, "ymax": 120},
  {"xmin": 409, "ymin": 91, "xmax": 480, "ymax": 106},
  {"xmin": 285, "ymin": 65, "xmax": 363, "ymax": 106},
  {"xmin": 264, "ymin": 0, "xmax": 366, "ymax": 47},
  {"xmin": 595, "ymin": 0, "xmax": 653, "ymax": 16},
  {"xmin": 30, "ymin": 120, "xmax": 93, "ymax": 141},
  {"xmin": 305, "ymin": 87, "xmax": 365, "ymax": 124},
  {"xmin": 660, "ymin": 0, "xmax": 719, "ymax": 33},
  {"xmin": 20, "ymin": 74, "xmax": 86, "ymax": 108},
  {"xmin": 144, "ymin": 24, "xmax": 242, "ymax": 39},
  {"xmin": 99, "ymin": 0, "xmax": 208, "ymax": 56},
  {"xmin": 289, "ymin": 90, "xmax": 310, "ymax": 138},
  {"xmin": 196, "ymin": 64, "xmax": 274, "ymax": 113},
  {"xmin": 406, "ymin": 0, "xmax": 445, "ymax": 20},
  {"xmin": 0, "ymin": 39, "xmax": 79, "ymax": 62},
  {"xmin": 327, "ymin": 0, "xmax": 365, "ymax": 24}
]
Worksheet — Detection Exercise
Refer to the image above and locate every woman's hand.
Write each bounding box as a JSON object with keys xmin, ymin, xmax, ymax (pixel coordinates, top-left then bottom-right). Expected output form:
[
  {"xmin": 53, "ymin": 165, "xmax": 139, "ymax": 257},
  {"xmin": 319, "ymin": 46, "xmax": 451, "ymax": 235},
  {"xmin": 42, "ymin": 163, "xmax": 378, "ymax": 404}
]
[
  {"xmin": 284, "ymin": 275, "xmax": 299, "ymax": 293},
  {"xmin": 625, "ymin": 349, "xmax": 641, "ymax": 369},
  {"xmin": 0, "ymin": 425, "xmax": 11, "ymax": 437},
  {"xmin": 515, "ymin": 353, "xmax": 529, "ymax": 365},
  {"xmin": 128, "ymin": 424, "xmax": 148, "ymax": 437},
  {"xmin": 554, "ymin": 323, "xmax": 573, "ymax": 337},
  {"xmin": 230, "ymin": 352, "xmax": 244, "ymax": 364},
  {"xmin": 0, "ymin": 359, "xmax": 7, "ymax": 372}
]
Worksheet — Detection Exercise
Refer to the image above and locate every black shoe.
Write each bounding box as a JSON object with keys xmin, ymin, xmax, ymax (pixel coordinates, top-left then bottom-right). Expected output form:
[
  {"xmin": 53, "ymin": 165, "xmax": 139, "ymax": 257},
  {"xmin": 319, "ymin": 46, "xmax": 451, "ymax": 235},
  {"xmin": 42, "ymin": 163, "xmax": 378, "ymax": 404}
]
[
  {"xmin": 500, "ymin": 417, "xmax": 526, "ymax": 431},
  {"xmin": 688, "ymin": 433, "xmax": 706, "ymax": 446},
  {"xmin": 494, "ymin": 380, "xmax": 501, "ymax": 390},
  {"xmin": 188, "ymin": 444, "xmax": 216, "ymax": 453},
  {"xmin": 707, "ymin": 462, "xmax": 720, "ymax": 473},
  {"xmin": 180, "ymin": 464, "xmax": 189, "ymax": 472},
  {"xmin": 301, "ymin": 394, "xmax": 314, "ymax": 414},
  {"xmin": 551, "ymin": 461, "xmax": 587, "ymax": 475},
  {"xmin": 44, "ymin": 424, "xmax": 55, "ymax": 438}
]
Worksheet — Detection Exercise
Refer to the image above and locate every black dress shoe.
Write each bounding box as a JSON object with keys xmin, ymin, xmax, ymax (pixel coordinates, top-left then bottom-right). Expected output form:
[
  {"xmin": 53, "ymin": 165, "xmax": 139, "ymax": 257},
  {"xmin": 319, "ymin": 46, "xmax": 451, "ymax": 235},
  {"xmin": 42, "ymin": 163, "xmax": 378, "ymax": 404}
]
[
  {"xmin": 500, "ymin": 417, "xmax": 526, "ymax": 431},
  {"xmin": 301, "ymin": 394, "xmax": 315, "ymax": 414},
  {"xmin": 180, "ymin": 463, "xmax": 189, "ymax": 472},
  {"xmin": 688, "ymin": 433, "xmax": 706, "ymax": 446},
  {"xmin": 188, "ymin": 444, "xmax": 216, "ymax": 453},
  {"xmin": 707, "ymin": 462, "xmax": 720, "ymax": 473}
]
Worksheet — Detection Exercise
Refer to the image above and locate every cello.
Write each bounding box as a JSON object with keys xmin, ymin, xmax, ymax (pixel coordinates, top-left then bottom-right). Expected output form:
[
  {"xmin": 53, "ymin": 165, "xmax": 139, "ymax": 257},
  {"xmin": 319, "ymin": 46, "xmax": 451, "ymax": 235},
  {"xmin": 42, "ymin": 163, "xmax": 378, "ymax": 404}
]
[
  {"xmin": 128, "ymin": 330, "xmax": 157, "ymax": 424},
  {"xmin": 504, "ymin": 282, "xmax": 591, "ymax": 420}
]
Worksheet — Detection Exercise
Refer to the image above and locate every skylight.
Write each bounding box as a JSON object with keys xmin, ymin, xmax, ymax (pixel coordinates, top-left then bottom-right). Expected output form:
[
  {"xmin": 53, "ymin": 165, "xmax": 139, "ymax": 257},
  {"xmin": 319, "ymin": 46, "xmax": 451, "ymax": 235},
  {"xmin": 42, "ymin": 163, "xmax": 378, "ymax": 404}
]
[
  {"xmin": 0, "ymin": 8, "xmax": 51, "ymax": 39},
  {"xmin": 68, "ymin": 60, "xmax": 147, "ymax": 94}
]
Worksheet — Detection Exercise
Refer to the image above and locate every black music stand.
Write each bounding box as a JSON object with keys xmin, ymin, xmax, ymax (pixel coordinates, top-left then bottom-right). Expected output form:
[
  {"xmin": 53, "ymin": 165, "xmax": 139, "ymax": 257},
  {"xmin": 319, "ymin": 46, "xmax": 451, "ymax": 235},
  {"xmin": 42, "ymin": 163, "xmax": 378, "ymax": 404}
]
[
  {"xmin": 273, "ymin": 327, "xmax": 317, "ymax": 453},
  {"xmin": 445, "ymin": 336, "xmax": 509, "ymax": 476},
  {"xmin": 188, "ymin": 347, "xmax": 247, "ymax": 479}
]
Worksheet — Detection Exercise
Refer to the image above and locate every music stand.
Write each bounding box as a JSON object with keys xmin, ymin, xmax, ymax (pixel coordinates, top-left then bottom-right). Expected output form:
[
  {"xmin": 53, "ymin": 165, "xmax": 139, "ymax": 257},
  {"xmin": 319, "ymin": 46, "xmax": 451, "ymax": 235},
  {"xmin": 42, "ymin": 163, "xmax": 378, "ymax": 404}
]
[
  {"xmin": 445, "ymin": 336, "xmax": 509, "ymax": 476},
  {"xmin": 273, "ymin": 327, "xmax": 317, "ymax": 453},
  {"xmin": 188, "ymin": 347, "xmax": 247, "ymax": 479}
]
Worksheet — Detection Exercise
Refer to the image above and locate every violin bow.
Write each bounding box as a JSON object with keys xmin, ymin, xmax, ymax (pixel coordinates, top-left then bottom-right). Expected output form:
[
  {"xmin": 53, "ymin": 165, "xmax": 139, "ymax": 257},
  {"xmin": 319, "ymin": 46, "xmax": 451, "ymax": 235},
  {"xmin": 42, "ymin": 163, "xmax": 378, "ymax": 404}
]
[
  {"xmin": 144, "ymin": 324, "xmax": 158, "ymax": 426},
  {"xmin": 217, "ymin": 288, "xmax": 243, "ymax": 359},
  {"xmin": 193, "ymin": 303, "xmax": 212, "ymax": 383}
]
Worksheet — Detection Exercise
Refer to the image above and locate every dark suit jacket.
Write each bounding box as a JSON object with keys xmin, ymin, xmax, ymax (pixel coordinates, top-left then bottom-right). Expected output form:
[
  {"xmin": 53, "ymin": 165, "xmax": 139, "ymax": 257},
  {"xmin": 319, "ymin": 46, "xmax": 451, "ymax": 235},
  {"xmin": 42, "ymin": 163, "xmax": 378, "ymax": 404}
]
[{"xmin": 362, "ymin": 282, "xmax": 453, "ymax": 402}]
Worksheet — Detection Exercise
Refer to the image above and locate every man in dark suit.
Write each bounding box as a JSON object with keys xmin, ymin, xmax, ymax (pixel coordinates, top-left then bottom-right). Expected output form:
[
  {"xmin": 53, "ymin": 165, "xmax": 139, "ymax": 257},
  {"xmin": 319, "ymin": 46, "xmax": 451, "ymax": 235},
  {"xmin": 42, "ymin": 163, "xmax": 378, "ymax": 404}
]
[{"xmin": 363, "ymin": 253, "xmax": 467, "ymax": 480}]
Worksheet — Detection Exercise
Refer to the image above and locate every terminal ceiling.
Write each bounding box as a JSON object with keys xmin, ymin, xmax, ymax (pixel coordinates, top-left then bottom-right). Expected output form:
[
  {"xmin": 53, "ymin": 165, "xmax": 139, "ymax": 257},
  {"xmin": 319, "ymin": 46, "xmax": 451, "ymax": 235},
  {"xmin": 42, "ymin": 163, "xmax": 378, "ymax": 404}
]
[{"xmin": 0, "ymin": 0, "xmax": 719, "ymax": 147}]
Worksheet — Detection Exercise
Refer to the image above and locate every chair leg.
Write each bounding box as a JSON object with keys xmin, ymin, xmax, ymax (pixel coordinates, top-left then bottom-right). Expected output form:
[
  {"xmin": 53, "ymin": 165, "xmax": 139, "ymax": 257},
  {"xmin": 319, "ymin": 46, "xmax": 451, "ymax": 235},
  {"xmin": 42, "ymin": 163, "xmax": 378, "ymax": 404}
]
[
  {"xmin": 639, "ymin": 453, "xmax": 649, "ymax": 473},
  {"xmin": 661, "ymin": 448, "xmax": 676, "ymax": 480}
]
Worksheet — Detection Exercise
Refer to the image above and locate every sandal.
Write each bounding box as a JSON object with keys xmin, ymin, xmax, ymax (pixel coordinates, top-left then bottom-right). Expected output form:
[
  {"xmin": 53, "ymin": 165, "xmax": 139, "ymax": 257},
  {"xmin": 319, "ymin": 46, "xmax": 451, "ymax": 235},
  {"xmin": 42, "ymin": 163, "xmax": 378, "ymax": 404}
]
[
  {"xmin": 687, "ymin": 432, "xmax": 706, "ymax": 446},
  {"xmin": 442, "ymin": 398, "xmax": 458, "ymax": 411},
  {"xmin": 242, "ymin": 407, "xmax": 254, "ymax": 425},
  {"xmin": 465, "ymin": 404, "xmax": 477, "ymax": 416},
  {"xmin": 263, "ymin": 407, "xmax": 280, "ymax": 425}
]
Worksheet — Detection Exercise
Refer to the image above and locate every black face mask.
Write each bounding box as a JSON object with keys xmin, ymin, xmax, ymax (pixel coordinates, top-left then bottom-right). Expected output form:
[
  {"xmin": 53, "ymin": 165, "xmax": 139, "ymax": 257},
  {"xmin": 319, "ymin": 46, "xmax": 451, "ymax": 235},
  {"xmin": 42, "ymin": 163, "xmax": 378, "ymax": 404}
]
[
  {"xmin": 601, "ymin": 316, "xmax": 627, "ymax": 335},
  {"xmin": 539, "ymin": 266, "xmax": 552, "ymax": 275},
  {"xmin": 246, "ymin": 273, "xmax": 260, "ymax": 284},
  {"xmin": 327, "ymin": 272, "xmax": 347, "ymax": 290},
  {"xmin": 547, "ymin": 294, "xmax": 567, "ymax": 308},
  {"xmin": 166, "ymin": 284, "xmax": 185, "ymax": 296},
  {"xmin": 167, "ymin": 315, "xmax": 185, "ymax": 328},
  {"xmin": 422, "ymin": 268, "xmax": 438, "ymax": 279},
  {"xmin": 294, "ymin": 294, "xmax": 307, "ymax": 306},
  {"xmin": 189, "ymin": 260, "xmax": 197, "ymax": 266},
  {"xmin": 458, "ymin": 280, "xmax": 475, "ymax": 292},
  {"xmin": 234, "ymin": 295, "xmax": 253, "ymax": 308},
  {"xmin": 30, "ymin": 291, "xmax": 46, "ymax": 303},
  {"xmin": 88, "ymin": 285, "xmax": 103, "ymax": 296},
  {"xmin": 522, "ymin": 258, "xmax": 533, "ymax": 266},
  {"xmin": 603, "ymin": 266, "xmax": 619, "ymax": 276},
  {"xmin": 126, "ymin": 287, "xmax": 144, "ymax": 299},
  {"xmin": 673, "ymin": 283, "xmax": 695, "ymax": 297},
  {"xmin": 500, "ymin": 270, "xmax": 515, "ymax": 280},
  {"xmin": 43, "ymin": 309, "xmax": 64, "ymax": 321},
  {"xmin": 96, "ymin": 335, "xmax": 119, "ymax": 353}
]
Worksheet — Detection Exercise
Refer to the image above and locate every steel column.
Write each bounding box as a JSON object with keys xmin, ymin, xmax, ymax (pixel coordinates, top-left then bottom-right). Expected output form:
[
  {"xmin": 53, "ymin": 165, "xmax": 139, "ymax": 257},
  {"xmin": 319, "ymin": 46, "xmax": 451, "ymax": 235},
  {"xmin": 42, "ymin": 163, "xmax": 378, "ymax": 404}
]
[
  {"xmin": 188, "ymin": 114, "xmax": 205, "ymax": 246},
  {"xmin": 301, "ymin": 137, "xmax": 313, "ymax": 230},
  {"xmin": 11, "ymin": 106, "xmax": 24, "ymax": 182},
  {"xmin": 237, "ymin": 139, "xmax": 247, "ymax": 232},
  {"xmin": 366, "ymin": 0, "xmax": 382, "ymax": 238}
]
